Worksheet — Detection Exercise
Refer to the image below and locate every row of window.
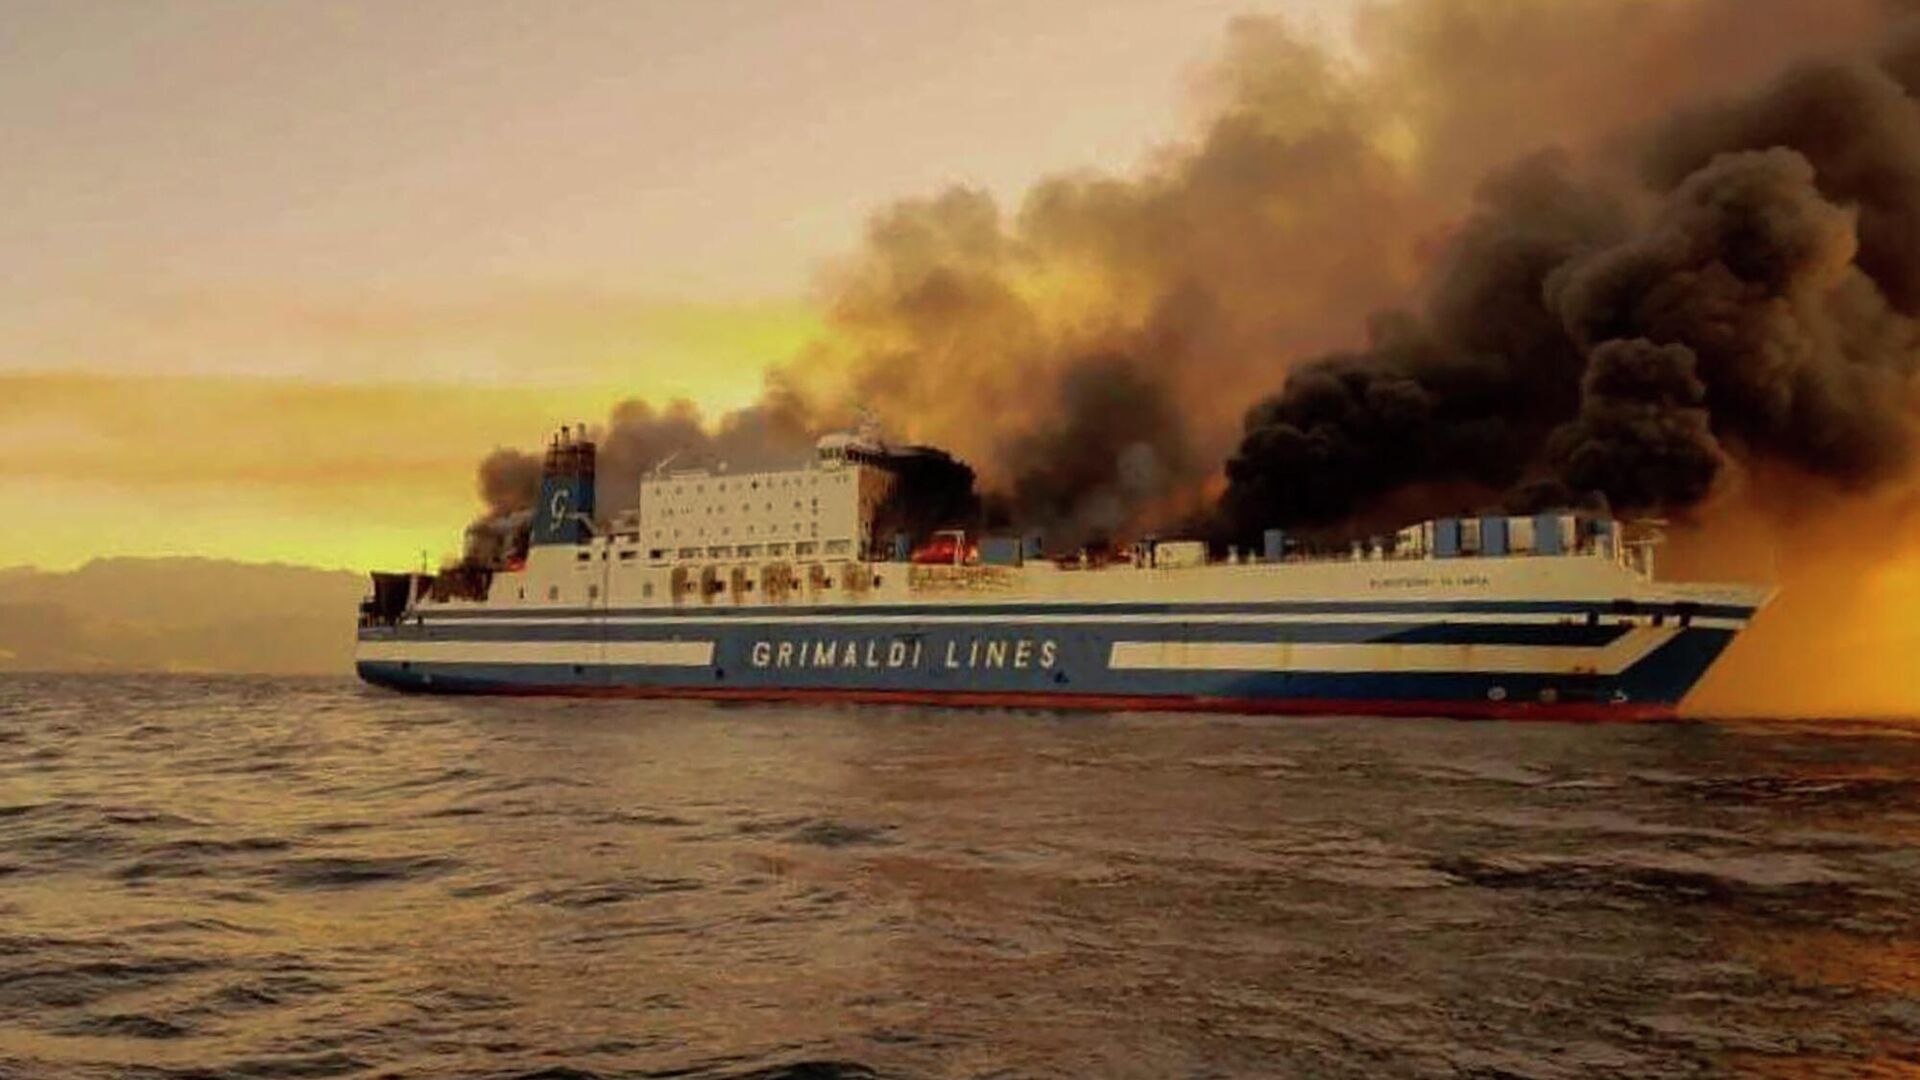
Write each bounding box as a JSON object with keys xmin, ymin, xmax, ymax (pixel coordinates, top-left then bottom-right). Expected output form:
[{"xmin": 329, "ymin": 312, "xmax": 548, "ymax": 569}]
[
  {"xmin": 650, "ymin": 539, "xmax": 853, "ymax": 560},
  {"xmin": 527, "ymin": 568, "xmax": 884, "ymax": 605},
  {"xmin": 575, "ymin": 539, "xmax": 855, "ymax": 564},
  {"xmin": 651, "ymin": 521, "xmax": 824, "ymax": 541},
  {"xmin": 659, "ymin": 498, "xmax": 819, "ymax": 517},
  {"xmin": 652, "ymin": 471, "xmax": 852, "ymax": 497}
]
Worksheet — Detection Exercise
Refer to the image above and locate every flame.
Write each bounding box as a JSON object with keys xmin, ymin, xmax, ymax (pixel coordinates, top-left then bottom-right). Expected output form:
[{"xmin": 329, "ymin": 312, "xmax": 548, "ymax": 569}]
[{"xmin": 1675, "ymin": 470, "xmax": 1920, "ymax": 719}]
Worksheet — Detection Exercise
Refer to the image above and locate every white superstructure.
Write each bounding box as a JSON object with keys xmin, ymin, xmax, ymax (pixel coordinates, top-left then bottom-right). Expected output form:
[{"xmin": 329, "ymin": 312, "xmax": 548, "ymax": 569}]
[{"xmin": 623, "ymin": 434, "xmax": 896, "ymax": 565}]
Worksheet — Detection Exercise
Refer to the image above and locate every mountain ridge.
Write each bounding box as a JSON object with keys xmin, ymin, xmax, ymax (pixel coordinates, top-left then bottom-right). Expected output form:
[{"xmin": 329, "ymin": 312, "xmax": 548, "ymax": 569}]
[{"xmin": 0, "ymin": 557, "xmax": 367, "ymax": 674}]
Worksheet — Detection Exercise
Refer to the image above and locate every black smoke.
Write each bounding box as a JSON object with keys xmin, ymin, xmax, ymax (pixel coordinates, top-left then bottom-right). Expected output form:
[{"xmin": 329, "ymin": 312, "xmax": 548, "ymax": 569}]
[
  {"xmin": 1219, "ymin": 154, "xmax": 1627, "ymax": 533},
  {"xmin": 1219, "ymin": 42, "xmax": 1920, "ymax": 539},
  {"xmin": 1547, "ymin": 339, "xmax": 1721, "ymax": 511},
  {"xmin": 870, "ymin": 447, "xmax": 981, "ymax": 548},
  {"xmin": 1003, "ymin": 353, "xmax": 1196, "ymax": 550},
  {"xmin": 460, "ymin": 447, "xmax": 540, "ymax": 567},
  {"xmin": 592, "ymin": 390, "xmax": 816, "ymax": 514}
]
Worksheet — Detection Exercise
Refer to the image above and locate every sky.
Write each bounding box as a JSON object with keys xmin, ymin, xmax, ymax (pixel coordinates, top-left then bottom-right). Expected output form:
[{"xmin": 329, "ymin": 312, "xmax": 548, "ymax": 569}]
[{"xmin": 1, "ymin": 0, "xmax": 1355, "ymax": 570}]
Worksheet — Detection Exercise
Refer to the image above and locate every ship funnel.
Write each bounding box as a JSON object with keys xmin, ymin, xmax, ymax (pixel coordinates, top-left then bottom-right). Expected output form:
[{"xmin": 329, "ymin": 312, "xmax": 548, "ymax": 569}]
[{"xmin": 531, "ymin": 425, "xmax": 597, "ymax": 546}]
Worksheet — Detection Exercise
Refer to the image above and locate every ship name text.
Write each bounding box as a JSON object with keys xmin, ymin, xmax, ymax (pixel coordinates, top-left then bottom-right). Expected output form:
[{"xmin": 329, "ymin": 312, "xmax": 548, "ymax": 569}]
[{"xmin": 748, "ymin": 636, "xmax": 1059, "ymax": 671}]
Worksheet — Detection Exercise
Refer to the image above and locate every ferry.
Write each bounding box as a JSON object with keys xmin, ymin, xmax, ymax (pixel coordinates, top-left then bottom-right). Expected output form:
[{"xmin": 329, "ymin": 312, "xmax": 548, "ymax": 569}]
[{"xmin": 355, "ymin": 427, "xmax": 1771, "ymax": 720}]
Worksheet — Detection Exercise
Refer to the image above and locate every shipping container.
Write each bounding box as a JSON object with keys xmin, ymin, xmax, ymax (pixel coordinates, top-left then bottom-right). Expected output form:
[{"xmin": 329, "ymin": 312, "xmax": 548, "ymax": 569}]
[
  {"xmin": 981, "ymin": 535, "xmax": 1023, "ymax": 567},
  {"xmin": 1481, "ymin": 516, "xmax": 1509, "ymax": 556},
  {"xmin": 1533, "ymin": 512, "xmax": 1564, "ymax": 555}
]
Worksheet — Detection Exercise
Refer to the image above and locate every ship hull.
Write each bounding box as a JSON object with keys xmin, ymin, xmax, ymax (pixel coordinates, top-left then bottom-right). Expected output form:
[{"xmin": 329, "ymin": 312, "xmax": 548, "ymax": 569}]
[{"xmin": 356, "ymin": 598, "xmax": 1750, "ymax": 721}]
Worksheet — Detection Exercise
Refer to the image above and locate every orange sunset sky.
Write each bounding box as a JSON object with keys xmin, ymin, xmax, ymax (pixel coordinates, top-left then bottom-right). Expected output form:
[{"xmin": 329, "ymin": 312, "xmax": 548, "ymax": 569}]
[{"xmin": 2, "ymin": 0, "xmax": 1356, "ymax": 571}]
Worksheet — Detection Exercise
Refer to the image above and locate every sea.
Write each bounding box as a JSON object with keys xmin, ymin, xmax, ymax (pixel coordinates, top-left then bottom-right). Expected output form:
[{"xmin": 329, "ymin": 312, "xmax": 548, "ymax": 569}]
[{"xmin": 1, "ymin": 675, "xmax": 1918, "ymax": 1079}]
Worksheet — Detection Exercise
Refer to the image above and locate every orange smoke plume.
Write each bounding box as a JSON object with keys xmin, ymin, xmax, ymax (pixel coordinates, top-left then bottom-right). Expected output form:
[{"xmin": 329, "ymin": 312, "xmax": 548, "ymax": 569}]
[{"xmin": 1672, "ymin": 469, "xmax": 1920, "ymax": 718}]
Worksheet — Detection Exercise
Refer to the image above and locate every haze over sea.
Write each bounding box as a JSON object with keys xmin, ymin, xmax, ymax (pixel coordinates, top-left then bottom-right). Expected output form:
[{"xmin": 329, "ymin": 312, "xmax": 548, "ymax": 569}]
[{"xmin": 3, "ymin": 675, "xmax": 1919, "ymax": 1079}]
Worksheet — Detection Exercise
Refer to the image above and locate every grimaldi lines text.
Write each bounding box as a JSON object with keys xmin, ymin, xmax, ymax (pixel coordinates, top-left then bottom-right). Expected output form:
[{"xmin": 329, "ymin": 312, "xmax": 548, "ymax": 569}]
[{"xmin": 355, "ymin": 430, "xmax": 1772, "ymax": 720}]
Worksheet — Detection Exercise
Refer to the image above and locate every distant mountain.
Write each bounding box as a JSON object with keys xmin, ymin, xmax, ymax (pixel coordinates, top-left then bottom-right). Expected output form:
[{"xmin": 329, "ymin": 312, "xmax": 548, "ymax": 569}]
[{"xmin": 0, "ymin": 558, "xmax": 366, "ymax": 674}]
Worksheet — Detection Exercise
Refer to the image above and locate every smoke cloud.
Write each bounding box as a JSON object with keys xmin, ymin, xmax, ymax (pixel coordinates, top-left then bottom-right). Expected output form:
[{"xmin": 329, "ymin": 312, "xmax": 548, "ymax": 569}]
[
  {"xmin": 461, "ymin": 447, "xmax": 541, "ymax": 566},
  {"xmin": 456, "ymin": 1, "xmax": 1920, "ymax": 633},
  {"xmin": 1219, "ymin": 53, "xmax": 1920, "ymax": 536},
  {"xmin": 459, "ymin": 393, "xmax": 820, "ymax": 567},
  {"xmin": 761, "ymin": 0, "xmax": 1897, "ymax": 546}
]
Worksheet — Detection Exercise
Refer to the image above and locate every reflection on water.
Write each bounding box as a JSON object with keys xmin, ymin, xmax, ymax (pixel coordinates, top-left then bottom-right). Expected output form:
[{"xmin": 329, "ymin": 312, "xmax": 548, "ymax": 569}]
[{"xmin": 1, "ymin": 675, "xmax": 1918, "ymax": 1078}]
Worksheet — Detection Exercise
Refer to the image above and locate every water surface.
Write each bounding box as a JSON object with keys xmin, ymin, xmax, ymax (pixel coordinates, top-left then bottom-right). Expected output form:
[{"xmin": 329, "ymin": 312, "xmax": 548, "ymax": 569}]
[{"xmin": 2, "ymin": 675, "xmax": 1918, "ymax": 1078}]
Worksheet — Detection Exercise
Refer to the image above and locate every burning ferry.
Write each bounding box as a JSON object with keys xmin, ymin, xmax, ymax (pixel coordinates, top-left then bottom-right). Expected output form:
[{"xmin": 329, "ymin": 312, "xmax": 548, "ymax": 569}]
[{"xmin": 356, "ymin": 427, "xmax": 1771, "ymax": 720}]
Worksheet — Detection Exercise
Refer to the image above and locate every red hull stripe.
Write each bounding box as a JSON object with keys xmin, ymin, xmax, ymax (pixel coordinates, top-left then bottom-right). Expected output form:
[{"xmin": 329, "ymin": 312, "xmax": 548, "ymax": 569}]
[{"xmin": 384, "ymin": 681, "xmax": 1676, "ymax": 723}]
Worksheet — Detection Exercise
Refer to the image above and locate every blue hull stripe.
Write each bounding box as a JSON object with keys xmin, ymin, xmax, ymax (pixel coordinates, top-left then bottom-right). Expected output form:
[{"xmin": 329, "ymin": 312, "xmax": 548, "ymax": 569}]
[
  {"xmin": 413, "ymin": 599, "xmax": 1758, "ymax": 621},
  {"xmin": 364, "ymin": 622, "xmax": 1635, "ymax": 647}
]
